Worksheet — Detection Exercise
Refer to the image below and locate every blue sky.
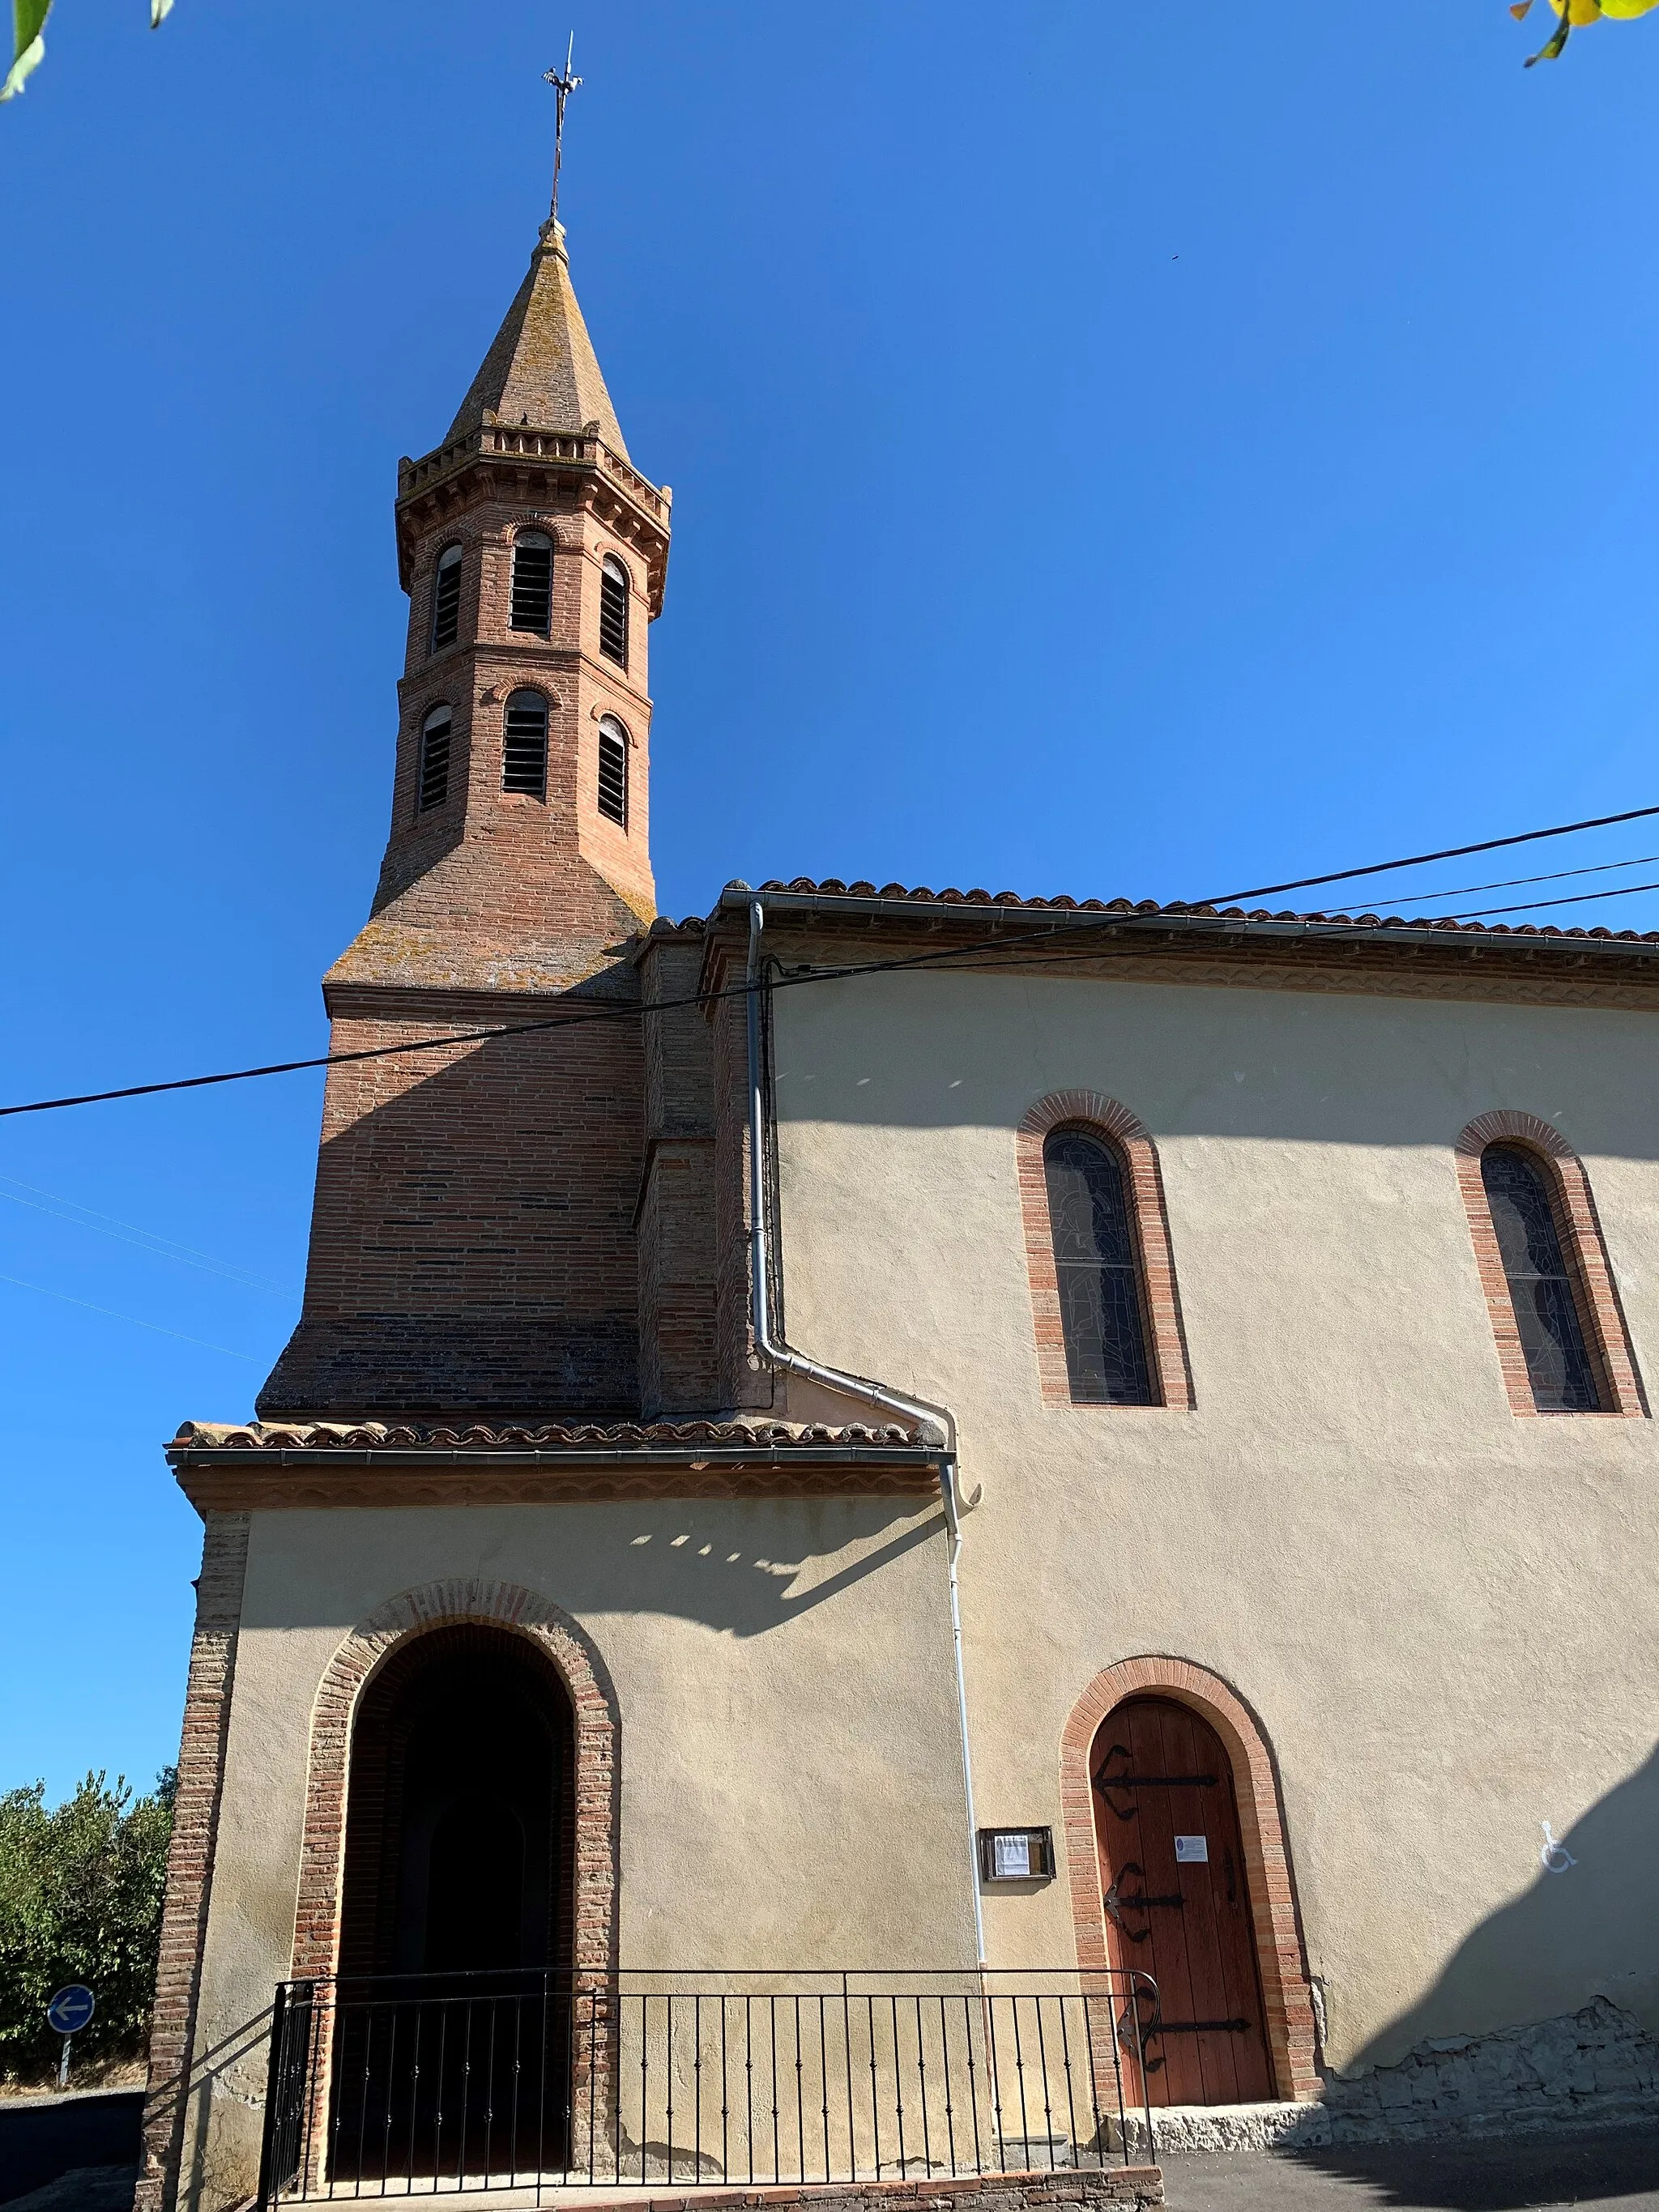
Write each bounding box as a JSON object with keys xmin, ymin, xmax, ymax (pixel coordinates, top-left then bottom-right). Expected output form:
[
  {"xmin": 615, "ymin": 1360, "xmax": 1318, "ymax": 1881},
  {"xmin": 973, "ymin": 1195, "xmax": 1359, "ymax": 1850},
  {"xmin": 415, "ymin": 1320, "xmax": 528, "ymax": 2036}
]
[{"xmin": 2, "ymin": 0, "xmax": 1657, "ymax": 1802}]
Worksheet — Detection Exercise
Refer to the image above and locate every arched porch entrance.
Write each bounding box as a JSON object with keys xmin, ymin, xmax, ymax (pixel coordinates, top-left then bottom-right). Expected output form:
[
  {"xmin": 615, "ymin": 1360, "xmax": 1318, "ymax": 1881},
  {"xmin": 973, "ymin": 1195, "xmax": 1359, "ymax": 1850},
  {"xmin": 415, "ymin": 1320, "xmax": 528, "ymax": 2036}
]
[
  {"xmin": 339, "ymin": 1622, "xmax": 575, "ymax": 1981},
  {"xmin": 331, "ymin": 1623, "xmax": 578, "ymax": 2178}
]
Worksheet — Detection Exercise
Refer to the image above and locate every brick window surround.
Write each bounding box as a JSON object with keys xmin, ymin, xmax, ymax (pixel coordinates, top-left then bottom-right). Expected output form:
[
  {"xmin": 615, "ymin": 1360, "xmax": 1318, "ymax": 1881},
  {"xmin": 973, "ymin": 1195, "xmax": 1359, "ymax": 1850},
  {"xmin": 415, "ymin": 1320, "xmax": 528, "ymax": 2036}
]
[
  {"xmin": 1017, "ymin": 1093, "xmax": 1194, "ymax": 1410},
  {"xmin": 1059, "ymin": 1656, "xmax": 1320, "ymax": 2104},
  {"xmin": 1454, "ymin": 1111, "xmax": 1646, "ymax": 1419},
  {"xmin": 290, "ymin": 1579, "xmax": 621, "ymax": 2189}
]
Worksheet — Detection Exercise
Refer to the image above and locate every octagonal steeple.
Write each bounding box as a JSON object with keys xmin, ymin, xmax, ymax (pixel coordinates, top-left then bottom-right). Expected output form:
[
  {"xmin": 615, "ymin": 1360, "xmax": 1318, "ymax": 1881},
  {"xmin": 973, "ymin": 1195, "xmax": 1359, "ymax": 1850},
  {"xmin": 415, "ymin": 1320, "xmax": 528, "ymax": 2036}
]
[
  {"xmin": 444, "ymin": 219, "xmax": 629, "ymax": 458},
  {"xmin": 328, "ymin": 212, "xmax": 671, "ymax": 998}
]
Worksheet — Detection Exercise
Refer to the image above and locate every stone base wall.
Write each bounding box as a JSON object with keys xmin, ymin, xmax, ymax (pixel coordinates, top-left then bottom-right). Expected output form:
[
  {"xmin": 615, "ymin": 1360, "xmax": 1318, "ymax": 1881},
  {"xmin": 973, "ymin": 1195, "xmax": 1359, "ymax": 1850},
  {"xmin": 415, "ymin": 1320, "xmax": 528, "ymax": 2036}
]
[
  {"xmin": 1120, "ymin": 1999, "xmax": 1658, "ymax": 2154},
  {"xmin": 1322, "ymin": 1998, "xmax": 1659, "ymax": 2142},
  {"xmin": 566, "ymin": 2174, "xmax": 1163, "ymax": 2212}
]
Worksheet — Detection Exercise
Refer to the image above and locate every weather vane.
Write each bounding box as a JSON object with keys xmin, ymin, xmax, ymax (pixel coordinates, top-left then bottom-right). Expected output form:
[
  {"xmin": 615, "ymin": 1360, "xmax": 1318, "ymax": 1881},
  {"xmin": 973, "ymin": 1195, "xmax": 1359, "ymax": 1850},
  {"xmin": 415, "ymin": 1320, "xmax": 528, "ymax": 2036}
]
[{"xmin": 543, "ymin": 34, "xmax": 582, "ymax": 228}]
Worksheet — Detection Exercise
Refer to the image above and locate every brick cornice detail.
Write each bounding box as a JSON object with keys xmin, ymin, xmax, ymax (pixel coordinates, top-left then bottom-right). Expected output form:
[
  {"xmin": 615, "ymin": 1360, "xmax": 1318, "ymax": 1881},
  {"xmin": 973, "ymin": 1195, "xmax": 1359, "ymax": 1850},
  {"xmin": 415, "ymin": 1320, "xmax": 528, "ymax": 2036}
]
[
  {"xmin": 174, "ymin": 1462, "xmax": 940, "ymax": 1512},
  {"xmin": 1454, "ymin": 1112, "xmax": 1646, "ymax": 1419},
  {"xmin": 1016, "ymin": 1093, "xmax": 1194, "ymax": 1410},
  {"xmin": 290, "ymin": 1578, "xmax": 620, "ymax": 1984},
  {"xmin": 1058, "ymin": 1656, "xmax": 1319, "ymax": 2103}
]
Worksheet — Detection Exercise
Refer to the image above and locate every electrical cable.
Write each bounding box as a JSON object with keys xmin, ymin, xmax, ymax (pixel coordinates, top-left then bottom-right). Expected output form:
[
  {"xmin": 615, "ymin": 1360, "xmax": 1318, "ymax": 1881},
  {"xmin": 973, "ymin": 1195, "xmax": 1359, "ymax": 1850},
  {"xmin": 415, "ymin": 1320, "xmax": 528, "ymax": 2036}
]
[
  {"xmin": 5, "ymin": 800, "xmax": 1659, "ymax": 1120},
  {"xmin": 0, "ymin": 1271, "xmax": 260, "ymax": 1361},
  {"xmin": 1372, "ymin": 879, "xmax": 1659, "ymax": 925},
  {"xmin": 1362, "ymin": 851, "xmax": 1659, "ymax": 908},
  {"xmin": 1191, "ymin": 802, "xmax": 1659, "ymax": 908},
  {"xmin": 0, "ymin": 1175, "xmax": 291, "ymax": 1295}
]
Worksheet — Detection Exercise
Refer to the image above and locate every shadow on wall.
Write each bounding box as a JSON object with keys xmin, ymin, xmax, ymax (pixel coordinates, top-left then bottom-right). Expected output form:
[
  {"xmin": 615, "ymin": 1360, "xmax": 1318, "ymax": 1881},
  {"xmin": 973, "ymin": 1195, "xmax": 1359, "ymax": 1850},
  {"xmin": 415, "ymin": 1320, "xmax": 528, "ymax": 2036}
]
[
  {"xmin": 1346, "ymin": 1738, "xmax": 1659, "ymax": 2073},
  {"xmin": 772, "ymin": 971, "xmax": 1659, "ymax": 1159},
  {"xmin": 258, "ymin": 1004, "xmax": 646, "ymax": 1419},
  {"xmin": 591, "ymin": 1504, "xmax": 948, "ymax": 1636},
  {"xmin": 262, "ymin": 1498, "xmax": 949, "ymax": 1643}
]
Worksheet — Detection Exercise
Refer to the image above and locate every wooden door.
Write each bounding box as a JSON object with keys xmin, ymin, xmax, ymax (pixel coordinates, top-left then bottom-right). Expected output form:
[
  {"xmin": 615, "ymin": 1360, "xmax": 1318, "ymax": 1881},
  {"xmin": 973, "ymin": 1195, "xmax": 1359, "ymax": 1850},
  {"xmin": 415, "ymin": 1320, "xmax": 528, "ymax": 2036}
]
[{"xmin": 1091, "ymin": 1698, "xmax": 1274, "ymax": 2105}]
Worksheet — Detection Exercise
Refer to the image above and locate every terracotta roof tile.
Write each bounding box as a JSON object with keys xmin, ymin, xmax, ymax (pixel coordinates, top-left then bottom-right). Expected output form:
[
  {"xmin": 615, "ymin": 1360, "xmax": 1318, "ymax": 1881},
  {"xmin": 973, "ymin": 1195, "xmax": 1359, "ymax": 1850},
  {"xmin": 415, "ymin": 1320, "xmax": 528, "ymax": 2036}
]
[
  {"xmin": 747, "ymin": 879, "xmax": 1659, "ymax": 947},
  {"xmin": 168, "ymin": 1417, "xmax": 923, "ymax": 1455}
]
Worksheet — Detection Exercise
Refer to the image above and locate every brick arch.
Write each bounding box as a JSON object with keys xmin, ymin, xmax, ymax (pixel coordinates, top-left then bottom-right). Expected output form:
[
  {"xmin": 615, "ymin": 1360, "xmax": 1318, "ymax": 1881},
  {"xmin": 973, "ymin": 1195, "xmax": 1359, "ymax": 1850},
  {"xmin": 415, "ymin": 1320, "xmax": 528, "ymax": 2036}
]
[
  {"xmin": 424, "ymin": 530, "xmax": 471, "ymax": 569},
  {"xmin": 1017, "ymin": 1090, "xmax": 1195, "ymax": 1409},
  {"xmin": 291, "ymin": 1579, "xmax": 619, "ymax": 1983},
  {"xmin": 1454, "ymin": 1110, "xmax": 1645, "ymax": 1418},
  {"xmin": 1059, "ymin": 1655, "xmax": 1319, "ymax": 2103}
]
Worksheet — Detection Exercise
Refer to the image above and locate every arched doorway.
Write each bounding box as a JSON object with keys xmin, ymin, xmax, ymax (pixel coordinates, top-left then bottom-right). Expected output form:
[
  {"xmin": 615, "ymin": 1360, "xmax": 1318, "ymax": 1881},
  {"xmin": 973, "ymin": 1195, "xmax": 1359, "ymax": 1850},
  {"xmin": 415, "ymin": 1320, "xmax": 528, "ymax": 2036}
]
[
  {"xmin": 332, "ymin": 1624, "xmax": 577, "ymax": 2178},
  {"xmin": 1091, "ymin": 1698, "xmax": 1273, "ymax": 2106}
]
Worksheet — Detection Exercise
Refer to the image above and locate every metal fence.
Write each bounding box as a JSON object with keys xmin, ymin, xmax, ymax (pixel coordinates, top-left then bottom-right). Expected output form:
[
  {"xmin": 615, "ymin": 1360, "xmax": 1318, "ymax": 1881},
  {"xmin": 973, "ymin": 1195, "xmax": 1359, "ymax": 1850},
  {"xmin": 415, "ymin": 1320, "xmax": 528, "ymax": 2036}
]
[{"xmin": 257, "ymin": 1969, "xmax": 1158, "ymax": 2203}]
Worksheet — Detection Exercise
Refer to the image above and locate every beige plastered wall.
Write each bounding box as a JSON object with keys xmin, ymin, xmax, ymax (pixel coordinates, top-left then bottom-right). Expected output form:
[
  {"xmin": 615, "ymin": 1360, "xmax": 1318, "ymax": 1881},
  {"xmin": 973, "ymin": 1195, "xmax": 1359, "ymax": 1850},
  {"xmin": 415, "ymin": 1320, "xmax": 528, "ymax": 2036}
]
[
  {"xmin": 181, "ymin": 1494, "xmax": 975, "ymax": 2211},
  {"xmin": 769, "ymin": 965, "xmax": 1659, "ymax": 2079}
]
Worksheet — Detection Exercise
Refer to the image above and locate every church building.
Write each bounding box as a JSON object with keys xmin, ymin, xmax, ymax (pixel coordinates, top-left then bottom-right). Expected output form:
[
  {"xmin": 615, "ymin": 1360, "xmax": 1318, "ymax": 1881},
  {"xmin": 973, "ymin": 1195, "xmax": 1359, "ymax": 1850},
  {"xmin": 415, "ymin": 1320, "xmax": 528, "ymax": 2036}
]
[{"xmin": 140, "ymin": 186, "xmax": 1659, "ymax": 2212}]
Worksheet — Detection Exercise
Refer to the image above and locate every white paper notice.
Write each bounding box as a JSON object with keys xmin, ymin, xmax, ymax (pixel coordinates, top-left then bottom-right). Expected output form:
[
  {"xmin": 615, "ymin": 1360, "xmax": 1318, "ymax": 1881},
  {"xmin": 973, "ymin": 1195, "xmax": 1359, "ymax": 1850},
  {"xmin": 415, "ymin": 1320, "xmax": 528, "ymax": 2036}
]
[
  {"xmin": 993, "ymin": 1833, "xmax": 1032, "ymax": 1878},
  {"xmin": 1174, "ymin": 1835, "xmax": 1209, "ymax": 1863}
]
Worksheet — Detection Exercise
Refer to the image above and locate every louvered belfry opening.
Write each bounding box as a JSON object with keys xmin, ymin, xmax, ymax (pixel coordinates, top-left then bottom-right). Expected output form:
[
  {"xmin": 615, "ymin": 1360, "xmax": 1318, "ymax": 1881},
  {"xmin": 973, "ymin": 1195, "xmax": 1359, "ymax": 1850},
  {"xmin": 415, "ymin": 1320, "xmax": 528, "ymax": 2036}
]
[
  {"xmin": 1043, "ymin": 1128, "xmax": 1155, "ymax": 1404},
  {"xmin": 510, "ymin": 531, "xmax": 553, "ymax": 633},
  {"xmin": 429, "ymin": 544, "xmax": 463, "ymax": 652},
  {"xmin": 502, "ymin": 688, "xmax": 548, "ymax": 797},
  {"xmin": 597, "ymin": 718, "xmax": 628, "ymax": 827},
  {"xmin": 599, "ymin": 554, "xmax": 629, "ymax": 666},
  {"xmin": 1480, "ymin": 1143, "xmax": 1603, "ymax": 1411},
  {"xmin": 416, "ymin": 708, "xmax": 451, "ymax": 813}
]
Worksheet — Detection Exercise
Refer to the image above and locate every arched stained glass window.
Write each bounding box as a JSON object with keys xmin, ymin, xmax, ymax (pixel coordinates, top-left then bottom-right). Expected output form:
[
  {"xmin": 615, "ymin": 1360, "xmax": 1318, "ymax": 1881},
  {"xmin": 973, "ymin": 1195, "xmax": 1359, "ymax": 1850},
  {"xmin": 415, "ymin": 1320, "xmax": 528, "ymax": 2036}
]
[
  {"xmin": 1480, "ymin": 1144, "xmax": 1601, "ymax": 1412},
  {"xmin": 1043, "ymin": 1130, "xmax": 1154, "ymax": 1405}
]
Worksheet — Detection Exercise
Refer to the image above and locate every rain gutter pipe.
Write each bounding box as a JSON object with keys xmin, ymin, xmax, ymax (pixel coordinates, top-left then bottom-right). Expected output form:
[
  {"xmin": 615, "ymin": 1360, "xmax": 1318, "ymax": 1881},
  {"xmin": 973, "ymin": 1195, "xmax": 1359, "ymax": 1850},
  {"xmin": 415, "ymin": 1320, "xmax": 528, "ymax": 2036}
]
[{"xmin": 745, "ymin": 898, "xmax": 985, "ymax": 1965}]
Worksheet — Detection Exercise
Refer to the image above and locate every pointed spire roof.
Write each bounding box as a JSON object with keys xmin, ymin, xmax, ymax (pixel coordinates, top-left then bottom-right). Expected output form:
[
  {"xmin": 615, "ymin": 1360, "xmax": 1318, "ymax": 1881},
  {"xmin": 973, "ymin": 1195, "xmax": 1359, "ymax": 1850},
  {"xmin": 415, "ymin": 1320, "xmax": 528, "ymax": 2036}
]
[{"xmin": 444, "ymin": 220, "xmax": 629, "ymax": 458}]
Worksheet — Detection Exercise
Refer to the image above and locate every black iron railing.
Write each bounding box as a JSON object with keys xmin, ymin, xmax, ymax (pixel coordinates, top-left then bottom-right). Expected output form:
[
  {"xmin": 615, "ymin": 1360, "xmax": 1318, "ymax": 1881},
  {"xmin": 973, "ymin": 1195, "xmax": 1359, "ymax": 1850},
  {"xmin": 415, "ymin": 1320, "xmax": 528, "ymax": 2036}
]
[{"xmin": 256, "ymin": 1968, "xmax": 1158, "ymax": 2202}]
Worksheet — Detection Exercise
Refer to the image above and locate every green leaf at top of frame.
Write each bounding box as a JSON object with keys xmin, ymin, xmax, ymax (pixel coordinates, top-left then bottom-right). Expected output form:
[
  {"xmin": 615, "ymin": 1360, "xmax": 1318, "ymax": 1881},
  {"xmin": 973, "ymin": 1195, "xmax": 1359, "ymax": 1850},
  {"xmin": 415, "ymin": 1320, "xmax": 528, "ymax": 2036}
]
[{"xmin": 2, "ymin": 0, "xmax": 53, "ymax": 101}]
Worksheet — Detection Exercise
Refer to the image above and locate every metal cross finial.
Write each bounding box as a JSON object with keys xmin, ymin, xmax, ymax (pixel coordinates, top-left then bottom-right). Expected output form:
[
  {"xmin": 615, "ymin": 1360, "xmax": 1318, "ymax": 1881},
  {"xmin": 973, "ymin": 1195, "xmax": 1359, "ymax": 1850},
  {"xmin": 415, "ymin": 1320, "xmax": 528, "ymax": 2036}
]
[{"xmin": 543, "ymin": 33, "xmax": 582, "ymax": 229}]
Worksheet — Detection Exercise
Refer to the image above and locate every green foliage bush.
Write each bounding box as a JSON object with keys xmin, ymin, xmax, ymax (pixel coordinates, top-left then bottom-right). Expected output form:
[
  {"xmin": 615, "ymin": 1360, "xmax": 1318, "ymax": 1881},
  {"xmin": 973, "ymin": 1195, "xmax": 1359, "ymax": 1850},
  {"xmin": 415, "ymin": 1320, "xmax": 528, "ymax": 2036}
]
[{"xmin": 0, "ymin": 1769, "xmax": 175, "ymax": 2081}]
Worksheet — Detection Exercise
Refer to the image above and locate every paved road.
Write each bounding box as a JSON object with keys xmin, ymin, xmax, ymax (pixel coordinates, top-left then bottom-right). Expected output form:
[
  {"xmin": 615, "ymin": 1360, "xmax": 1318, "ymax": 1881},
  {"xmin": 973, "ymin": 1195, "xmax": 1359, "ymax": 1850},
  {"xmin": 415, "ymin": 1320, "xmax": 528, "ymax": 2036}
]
[
  {"xmin": 1162, "ymin": 2127, "xmax": 1659, "ymax": 2212},
  {"xmin": 3, "ymin": 2171, "xmax": 134, "ymax": 2212}
]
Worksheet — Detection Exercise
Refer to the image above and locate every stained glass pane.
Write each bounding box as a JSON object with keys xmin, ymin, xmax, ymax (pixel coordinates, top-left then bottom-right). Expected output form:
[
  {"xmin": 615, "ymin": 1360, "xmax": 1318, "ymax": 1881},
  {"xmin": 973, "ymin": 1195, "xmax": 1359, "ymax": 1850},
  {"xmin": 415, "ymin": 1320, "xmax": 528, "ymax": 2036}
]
[
  {"xmin": 1480, "ymin": 1144, "xmax": 1601, "ymax": 1413},
  {"xmin": 1043, "ymin": 1132, "xmax": 1153, "ymax": 1404}
]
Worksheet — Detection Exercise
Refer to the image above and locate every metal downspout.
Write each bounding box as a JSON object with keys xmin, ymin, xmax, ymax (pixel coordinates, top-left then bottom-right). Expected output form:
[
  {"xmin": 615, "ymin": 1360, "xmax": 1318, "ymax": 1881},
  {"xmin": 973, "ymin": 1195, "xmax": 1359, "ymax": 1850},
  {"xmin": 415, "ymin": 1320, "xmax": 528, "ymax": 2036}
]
[{"xmin": 745, "ymin": 899, "xmax": 985, "ymax": 1963}]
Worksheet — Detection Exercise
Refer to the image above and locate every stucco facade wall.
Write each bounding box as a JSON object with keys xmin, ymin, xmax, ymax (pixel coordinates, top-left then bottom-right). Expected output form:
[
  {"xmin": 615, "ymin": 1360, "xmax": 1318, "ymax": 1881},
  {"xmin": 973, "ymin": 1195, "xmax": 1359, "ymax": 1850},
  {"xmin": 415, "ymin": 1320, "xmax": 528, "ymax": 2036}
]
[
  {"xmin": 177, "ymin": 1494, "xmax": 975, "ymax": 2210},
  {"xmin": 767, "ymin": 967, "xmax": 1659, "ymax": 2079}
]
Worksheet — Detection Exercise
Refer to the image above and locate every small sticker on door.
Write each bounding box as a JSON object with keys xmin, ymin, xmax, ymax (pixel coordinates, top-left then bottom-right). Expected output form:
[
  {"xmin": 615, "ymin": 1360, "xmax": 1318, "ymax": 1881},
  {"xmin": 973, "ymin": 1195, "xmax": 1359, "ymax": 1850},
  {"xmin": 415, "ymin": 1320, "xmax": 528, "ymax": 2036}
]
[{"xmin": 1174, "ymin": 1835, "xmax": 1209, "ymax": 1863}]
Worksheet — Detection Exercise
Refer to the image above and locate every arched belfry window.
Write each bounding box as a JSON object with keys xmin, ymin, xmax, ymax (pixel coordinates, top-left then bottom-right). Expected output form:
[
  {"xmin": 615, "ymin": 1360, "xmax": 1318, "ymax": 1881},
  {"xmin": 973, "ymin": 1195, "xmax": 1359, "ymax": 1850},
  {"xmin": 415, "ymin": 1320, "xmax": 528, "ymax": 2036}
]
[
  {"xmin": 1043, "ymin": 1129, "xmax": 1154, "ymax": 1405},
  {"xmin": 597, "ymin": 717, "xmax": 628, "ymax": 828},
  {"xmin": 1479, "ymin": 1144, "xmax": 1602, "ymax": 1412},
  {"xmin": 503, "ymin": 689, "xmax": 548, "ymax": 798},
  {"xmin": 430, "ymin": 544, "xmax": 463, "ymax": 653},
  {"xmin": 599, "ymin": 555, "xmax": 629, "ymax": 667},
  {"xmin": 511, "ymin": 532, "xmax": 553, "ymax": 634},
  {"xmin": 417, "ymin": 705, "xmax": 451, "ymax": 813}
]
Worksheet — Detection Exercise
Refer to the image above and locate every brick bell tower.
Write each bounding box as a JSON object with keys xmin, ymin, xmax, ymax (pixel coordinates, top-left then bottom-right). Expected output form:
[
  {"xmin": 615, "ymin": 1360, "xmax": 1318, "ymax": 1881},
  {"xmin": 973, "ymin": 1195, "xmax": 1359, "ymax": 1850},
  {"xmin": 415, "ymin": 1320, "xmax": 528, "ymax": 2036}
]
[{"xmin": 258, "ymin": 206, "xmax": 672, "ymax": 1420}]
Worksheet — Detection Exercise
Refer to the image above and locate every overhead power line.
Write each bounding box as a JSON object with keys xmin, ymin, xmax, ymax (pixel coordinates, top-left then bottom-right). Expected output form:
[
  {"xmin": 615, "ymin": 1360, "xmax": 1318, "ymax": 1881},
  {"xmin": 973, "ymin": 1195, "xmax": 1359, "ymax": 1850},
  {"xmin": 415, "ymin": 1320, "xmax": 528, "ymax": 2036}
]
[
  {"xmin": 1374, "ymin": 851, "xmax": 1659, "ymax": 908},
  {"xmin": 0, "ymin": 1271, "xmax": 260, "ymax": 1362},
  {"xmin": 1195, "ymin": 803, "xmax": 1659, "ymax": 908},
  {"xmin": 1386, "ymin": 878, "xmax": 1659, "ymax": 924},
  {"xmin": 3, "ymin": 801, "xmax": 1658, "ymax": 1122},
  {"xmin": 0, "ymin": 1174, "xmax": 291, "ymax": 1296}
]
